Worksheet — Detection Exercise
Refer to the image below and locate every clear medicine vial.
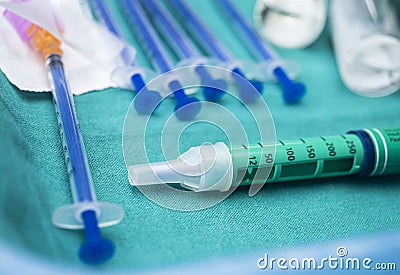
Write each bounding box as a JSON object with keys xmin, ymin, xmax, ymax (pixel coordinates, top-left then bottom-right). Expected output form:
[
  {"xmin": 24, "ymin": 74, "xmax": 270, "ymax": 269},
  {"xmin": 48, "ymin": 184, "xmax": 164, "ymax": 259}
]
[
  {"xmin": 253, "ymin": 0, "xmax": 327, "ymax": 49},
  {"xmin": 331, "ymin": 0, "xmax": 400, "ymax": 97}
]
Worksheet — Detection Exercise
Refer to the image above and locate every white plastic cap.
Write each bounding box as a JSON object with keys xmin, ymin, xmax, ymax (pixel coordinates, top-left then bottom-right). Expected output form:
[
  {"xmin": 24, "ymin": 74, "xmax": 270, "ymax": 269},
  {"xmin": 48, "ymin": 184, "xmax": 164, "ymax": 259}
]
[
  {"xmin": 128, "ymin": 142, "xmax": 233, "ymax": 192},
  {"xmin": 254, "ymin": 0, "xmax": 327, "ymax": 49}
]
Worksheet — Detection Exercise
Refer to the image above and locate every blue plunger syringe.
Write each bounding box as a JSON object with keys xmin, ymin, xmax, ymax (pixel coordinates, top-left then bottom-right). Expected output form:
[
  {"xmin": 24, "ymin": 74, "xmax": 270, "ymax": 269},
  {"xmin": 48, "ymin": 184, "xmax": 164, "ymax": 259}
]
[
  {"xmin": 121, "ymin": 0, "xmax": 201, "ymax": 121},
  {"xmin": 168, "ymin": 0, "xmax": 264, "ymax": 104},
  {"xmin": 215, "ymin": 0, "xmax": 306, "ymax": 104},
  {"xmin": 4, "ymin": 11, "xmax": 124, "ymax": 265},
  {"xmin": 141, "ymin": 0, "xmax": 227, "ymax": 102},
  {"xmin": 90, "ymin": 0, "xmax": 161, "ymax": 114}
]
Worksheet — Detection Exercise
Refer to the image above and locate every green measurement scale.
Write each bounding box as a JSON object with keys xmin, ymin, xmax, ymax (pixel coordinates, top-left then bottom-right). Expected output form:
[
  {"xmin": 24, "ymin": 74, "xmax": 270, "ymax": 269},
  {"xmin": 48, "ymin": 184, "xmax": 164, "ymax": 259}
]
[{"xmin": 232, "ymin": 133, "xmax": 364, "ymax": 185}]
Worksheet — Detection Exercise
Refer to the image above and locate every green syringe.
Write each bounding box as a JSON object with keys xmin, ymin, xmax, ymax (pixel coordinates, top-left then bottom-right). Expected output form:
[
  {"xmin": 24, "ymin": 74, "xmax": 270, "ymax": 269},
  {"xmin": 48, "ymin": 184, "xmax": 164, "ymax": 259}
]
[{"xmin": 129, "ymin": 128, "xmax": 400, "ymax": 192}]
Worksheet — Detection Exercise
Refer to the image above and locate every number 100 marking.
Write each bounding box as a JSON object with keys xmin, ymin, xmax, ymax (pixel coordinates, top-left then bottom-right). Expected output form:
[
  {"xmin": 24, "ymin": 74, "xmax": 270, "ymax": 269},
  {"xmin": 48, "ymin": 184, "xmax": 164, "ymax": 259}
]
[{"xmin": 286, "ymin": 148, "xmax": 295, "ymax": 161}]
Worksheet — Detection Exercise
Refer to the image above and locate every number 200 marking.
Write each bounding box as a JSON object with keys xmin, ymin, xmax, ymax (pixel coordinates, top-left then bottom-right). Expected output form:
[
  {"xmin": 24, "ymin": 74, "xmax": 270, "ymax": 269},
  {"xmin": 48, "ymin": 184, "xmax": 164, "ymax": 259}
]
[{"xmin": 325, "ymin": 142, "xmax": 336, "ymax": 157}]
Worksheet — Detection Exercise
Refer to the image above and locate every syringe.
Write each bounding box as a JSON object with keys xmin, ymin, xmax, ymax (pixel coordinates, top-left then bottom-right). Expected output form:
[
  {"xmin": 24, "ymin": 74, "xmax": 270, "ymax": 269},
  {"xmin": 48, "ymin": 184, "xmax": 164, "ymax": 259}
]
[
  {"xmin": 120, "ymin": 0, "xmax": 201, "ymax": 121},
  {"xmin": 4, "ymin": 11, "xmax": 123, "ymax": 264},
  {"xmin": 215, "ymin": 0, "xmax": 306, "ymax": 104},
  {"xmin": 90, "ymin": 0, "xmax": 161, "ymax": 114},
  {"xmin": 168, "ymin": 0, "xmax": 263, "ymax": 104},
  {"xmin": 129, "ymin": 128, "xmax": 400, "ymax": 192},
  {"xmin": 141, "ymin": 0, "xmax": 227, "ymax": 102}
]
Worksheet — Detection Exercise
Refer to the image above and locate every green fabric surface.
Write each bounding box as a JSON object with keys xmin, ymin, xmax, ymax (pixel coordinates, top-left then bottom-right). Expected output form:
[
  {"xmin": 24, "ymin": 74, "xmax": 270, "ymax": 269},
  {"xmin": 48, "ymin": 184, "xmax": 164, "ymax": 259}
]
[{"xmin": 1, "ymin": 0, "xmax": 400, "ymax": 272}]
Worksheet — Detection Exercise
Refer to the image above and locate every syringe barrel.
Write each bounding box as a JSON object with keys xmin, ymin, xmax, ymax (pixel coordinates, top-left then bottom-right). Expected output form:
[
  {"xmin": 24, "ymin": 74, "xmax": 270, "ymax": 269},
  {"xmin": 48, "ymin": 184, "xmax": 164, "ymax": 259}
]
[
  {"xmin": 90, "ymin": 0, "xmax": 135, "ymax": 67},
  {"xmin": 169, "ymin": 0, "xmax": 234, "ymax": 62},
  {"xmin": 231, "ymin": 128, "xmax": 400, "ymax": 186},
  {"xmin": 215, "ymin": 0, "xmax": 277, "ymax": 62},
  {"xmin": 91, "ymin": 0, "xmax": 121, "ymax": 38},
  {"xmin": 350, "ymin": 128, "xmax": 400, "ymax": 177},
  {"xmin": 121, "ymin": 0, "xmax": 174, "ymax": 73},
  {"xmin": 142, "ymin": 0, "xmax": 200, "ymax": 60},
  {"xmin": 46, "ymin": 54, "xmax": 95, "ymax": 203}
]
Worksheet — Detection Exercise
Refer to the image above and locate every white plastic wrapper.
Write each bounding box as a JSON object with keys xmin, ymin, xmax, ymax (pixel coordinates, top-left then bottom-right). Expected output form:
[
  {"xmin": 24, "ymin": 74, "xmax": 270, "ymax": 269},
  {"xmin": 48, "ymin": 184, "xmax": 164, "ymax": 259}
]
[{"xmin": 0, "ymin": 0, "xmax": 137, "ymax": 94}]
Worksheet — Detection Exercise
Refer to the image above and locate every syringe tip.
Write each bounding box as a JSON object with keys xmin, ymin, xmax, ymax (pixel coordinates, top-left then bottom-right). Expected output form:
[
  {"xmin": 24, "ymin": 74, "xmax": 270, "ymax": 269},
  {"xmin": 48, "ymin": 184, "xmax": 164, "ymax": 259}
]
[
  {"xmin": 134, "ymin": 90, "xmax": 162, "ymax": 114},
  {"xmin": 282, "ymin": 81, "xmax": 306, "ymax": 104},
  {"xmin": 174, "ymin": 97, "xmax": 202, "ymax": 121},
  {"xmin": 202, "ymin": 79, "xmax": 227, "ymax": 102}
]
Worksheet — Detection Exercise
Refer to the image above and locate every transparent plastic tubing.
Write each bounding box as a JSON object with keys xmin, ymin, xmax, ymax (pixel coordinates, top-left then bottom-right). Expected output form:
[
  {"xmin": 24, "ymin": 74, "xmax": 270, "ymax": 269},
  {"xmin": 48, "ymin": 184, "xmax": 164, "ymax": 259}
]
[
  {"xmin": 121, "ymin": 0, "xmax": 201, "ymax": 121},
  {"xmin": 47, "ymin": 56, "xmax": 94, "ymax": 203},
  {"xmin": 168, "ymin": 0, "xmax": 263, "ymax": 103},
  {"xmin": 141, "ymin": 0, "xmax": 226, "ymax": 101},
  {"xmin": 90, "ymin": 0, "xmax": 161, "ymax": 114},
  {"xmin": 216, "ymin": 0, "xmax": 306, "ymax": 104}
]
